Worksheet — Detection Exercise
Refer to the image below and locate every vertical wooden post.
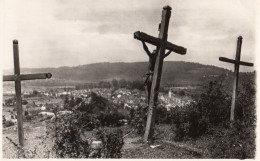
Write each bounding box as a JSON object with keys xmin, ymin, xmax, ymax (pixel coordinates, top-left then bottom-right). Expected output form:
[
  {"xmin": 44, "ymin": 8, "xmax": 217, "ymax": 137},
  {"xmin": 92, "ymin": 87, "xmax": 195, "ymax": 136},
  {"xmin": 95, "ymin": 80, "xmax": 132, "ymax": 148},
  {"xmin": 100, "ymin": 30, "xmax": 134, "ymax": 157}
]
[
  {"xmin": 143, "ymin": 6, "xmax": 172, "ymax": 142},
  {"xmin": 13, "ymin": 40, "xmax": 24, "ymax": 147},
  {"xmin": 219, "ymin": 36, "xmax": 253, "ymax": 124},
  {"xmin": 3, "ymin": 40, "xmax": 52, "ymax": 147},
  {"xmin": 230, "ymin": 36, "xmax": 242, "ymax": 122}
]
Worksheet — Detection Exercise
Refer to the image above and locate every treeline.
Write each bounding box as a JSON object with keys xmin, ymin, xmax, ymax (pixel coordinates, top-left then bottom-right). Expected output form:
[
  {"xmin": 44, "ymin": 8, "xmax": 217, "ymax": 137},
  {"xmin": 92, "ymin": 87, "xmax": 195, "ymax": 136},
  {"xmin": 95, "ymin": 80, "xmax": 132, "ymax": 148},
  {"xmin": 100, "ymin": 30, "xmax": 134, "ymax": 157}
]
[{"xmin": 75, "ymin": 79, "xmax": 145, "ymax": 91}]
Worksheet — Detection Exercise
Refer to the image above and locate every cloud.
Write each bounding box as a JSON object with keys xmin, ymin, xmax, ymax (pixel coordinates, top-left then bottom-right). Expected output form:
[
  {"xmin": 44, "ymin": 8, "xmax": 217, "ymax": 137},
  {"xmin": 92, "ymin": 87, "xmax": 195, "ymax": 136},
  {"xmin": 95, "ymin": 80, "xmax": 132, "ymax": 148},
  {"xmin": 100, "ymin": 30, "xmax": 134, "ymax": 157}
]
[{"xmin": 1, "ymin": 0, "xmax": 257, "ymax": 72}]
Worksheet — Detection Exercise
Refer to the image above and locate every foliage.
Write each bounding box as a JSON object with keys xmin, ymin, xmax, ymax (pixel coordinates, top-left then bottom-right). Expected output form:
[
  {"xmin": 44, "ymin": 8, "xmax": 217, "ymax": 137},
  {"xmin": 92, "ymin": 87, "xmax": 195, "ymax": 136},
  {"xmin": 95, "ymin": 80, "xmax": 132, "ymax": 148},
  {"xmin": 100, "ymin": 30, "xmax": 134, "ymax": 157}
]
[
  {"xmin": 118, "ymin": 79, "xmax": 127, "ymax": 88},
  {"xmin": 5, "ymin": 97, "xmax": 16, "ymax": 106},
  {"xmin": 98, "ymin": 111, "xmax": 126, "ymax": 127},
  {"xmin": 22, "ymin": 100, "xmax": 28, "ymax": 105},
  {"xmin": 209, "ymin": 74, "xmax": 256, "ymax": 159},
  {"xmin": 235, "ymin": 74, "xmax": 256, "ymax": 127},
  {"xmin": 96, "ymin": 128, "xmax": 124, "ymax": 158},
  {"xmin": 3, "ymin": 116, "xmax": 6, "ymax": 124},
  {"xmin": 170, "ymin": 73, "xmax": 256, "ymax": 158},
  {"xmin": 4, "ymin": 120, "xmax": 15, "ymax": 128},
  {"xmin": 69, "ymin": 95, "xmax": 75, "ymax": 109},
  {"xmin": 25, "ymin": 115, "xmax": 33, "ymax": 121},
  {"xmin": 48, "ymin": 109, "xmax": 124, "ymax": 158},
  {"xmin": 111, "ymin": 79, "xmax": 119, "ymax": 89},
  {"xmin": 210, "ymin": 123, "xmax": 255, "ymax": 159},
  {"xmin": 50, "ymin": 112, "xmax": 92, "ymax": 158},
  {"xmin": 199, "ymin": 80, "xmax": 231, "ymax": 126},
  {"xmin": 63, "ymin": 95, "xmax": 69, "ymax": 110},
  {"xmin": 170, "ymin": 103, "xmax": 208, "ymax": 141},
  {"xmin": 155, "ymin": 105, "xmax": 170, "ymax": 124},
  {"xmin": 129, "ymin": 105, "xmax": 147, "ymax": 135},
  {"xmin": 179, "ymin": 90, "xmax": 185, "ymax": 96}
]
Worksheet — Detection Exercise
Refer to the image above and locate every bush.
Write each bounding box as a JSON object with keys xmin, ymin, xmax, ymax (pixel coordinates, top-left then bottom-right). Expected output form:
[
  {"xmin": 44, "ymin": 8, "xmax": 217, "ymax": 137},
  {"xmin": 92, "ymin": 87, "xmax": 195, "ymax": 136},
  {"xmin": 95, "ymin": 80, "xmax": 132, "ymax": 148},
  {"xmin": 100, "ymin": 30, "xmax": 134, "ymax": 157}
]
[
  {"xmin": 210, "ymin": 123, "xmax": 255, "ymax": 159},
  {"xmin": 4, "ymin": 120, "xmax": 15, "ymax": 128},
  {"xmin": 96, "ymin": 128, "xmax": 124, "ymax": 158},
  {"xmin": 50, "ymin": 112, "xmax": 92, "ymax": 158},
  {"xmin": 98, "ymin": 110, "xmax": 126, "ymax": 127},
  {"xmin": 48, "ymin": 110, "xmax": 124, "ymax": 158},
  {"xmin": 171, "ymin": 80, "xmax": 230, "ymax": 141},
  {"xmin": 170, "ymin": 103, "xmax": 209, "ymax": 141},
  {"xmin": 129, "ymin": 105, "xmax": 147, "ymax": 135},
  {"xmin": 25, "ymin": 115, "xmax": 32, "ymax": 121},
  {"xmin": 155, "ymin": 105, "xmax": 170, "ymax": 124},
  {"xmin": 170, "ymin": 74, "xmax": 256, "ymax": 158}
]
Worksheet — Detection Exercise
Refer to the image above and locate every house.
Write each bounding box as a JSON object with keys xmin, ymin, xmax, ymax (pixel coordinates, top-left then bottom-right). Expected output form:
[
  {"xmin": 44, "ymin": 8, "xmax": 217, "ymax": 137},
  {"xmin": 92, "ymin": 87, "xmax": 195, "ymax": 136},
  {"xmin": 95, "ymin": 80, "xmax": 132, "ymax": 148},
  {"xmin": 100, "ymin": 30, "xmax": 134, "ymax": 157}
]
[{"xmin": 41, "ymin": 105, "xmax": 46, "ymax": 111}]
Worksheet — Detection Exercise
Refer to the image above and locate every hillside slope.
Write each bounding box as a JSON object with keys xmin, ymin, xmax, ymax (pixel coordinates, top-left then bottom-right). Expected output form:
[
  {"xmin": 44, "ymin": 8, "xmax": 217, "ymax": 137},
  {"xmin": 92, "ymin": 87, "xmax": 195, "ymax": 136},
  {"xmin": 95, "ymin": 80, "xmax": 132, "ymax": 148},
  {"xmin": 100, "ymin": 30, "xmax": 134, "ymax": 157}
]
[{"xmin": 3, "ymin": 61, "xmax": 231, "ymax": 86}]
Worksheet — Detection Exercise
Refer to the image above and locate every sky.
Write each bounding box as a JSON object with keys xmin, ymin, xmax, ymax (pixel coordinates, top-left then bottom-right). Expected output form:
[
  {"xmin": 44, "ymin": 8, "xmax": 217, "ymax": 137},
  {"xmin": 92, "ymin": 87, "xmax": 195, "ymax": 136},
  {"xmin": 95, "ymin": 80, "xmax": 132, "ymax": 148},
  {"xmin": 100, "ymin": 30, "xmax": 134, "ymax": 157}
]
[{"xmin": 0, "ymin": 0, "xmax": 259, "ymax": 72}]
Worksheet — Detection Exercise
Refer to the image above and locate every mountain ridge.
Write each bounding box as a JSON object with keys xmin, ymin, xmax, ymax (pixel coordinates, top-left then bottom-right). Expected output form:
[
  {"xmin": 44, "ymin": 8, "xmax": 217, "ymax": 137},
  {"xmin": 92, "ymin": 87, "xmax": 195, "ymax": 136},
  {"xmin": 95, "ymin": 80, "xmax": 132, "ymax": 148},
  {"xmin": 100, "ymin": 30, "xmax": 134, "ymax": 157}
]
[{"xmin": 3, "ymin": 61, "xmax": 232, "ymax": 85}]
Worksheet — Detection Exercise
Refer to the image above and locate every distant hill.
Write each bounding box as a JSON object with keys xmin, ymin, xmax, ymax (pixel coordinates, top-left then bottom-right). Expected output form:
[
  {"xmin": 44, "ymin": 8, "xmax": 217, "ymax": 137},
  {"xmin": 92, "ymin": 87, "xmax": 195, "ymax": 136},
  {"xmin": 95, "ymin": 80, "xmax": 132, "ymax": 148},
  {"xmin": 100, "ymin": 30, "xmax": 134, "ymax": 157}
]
[{"xmin": 3, "ymin": 61, "xmax": 232, "ymax": 86}]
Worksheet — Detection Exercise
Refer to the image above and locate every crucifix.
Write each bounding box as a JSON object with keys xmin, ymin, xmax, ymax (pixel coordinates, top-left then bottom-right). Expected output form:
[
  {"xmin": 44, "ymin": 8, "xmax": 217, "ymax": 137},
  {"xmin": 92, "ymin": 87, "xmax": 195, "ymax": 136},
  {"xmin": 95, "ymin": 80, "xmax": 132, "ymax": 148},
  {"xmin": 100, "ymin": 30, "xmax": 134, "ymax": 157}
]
[
  {"xmin": 134, "ymin": 6, "xmax": 187, "ymax": 142},
  {"xmin": 3, "ymin": 40, "xmax": 52, "ymax": 147},
  {"xmin": 219, "ymin": 36, "xmax": 253, "ymax": 123}
]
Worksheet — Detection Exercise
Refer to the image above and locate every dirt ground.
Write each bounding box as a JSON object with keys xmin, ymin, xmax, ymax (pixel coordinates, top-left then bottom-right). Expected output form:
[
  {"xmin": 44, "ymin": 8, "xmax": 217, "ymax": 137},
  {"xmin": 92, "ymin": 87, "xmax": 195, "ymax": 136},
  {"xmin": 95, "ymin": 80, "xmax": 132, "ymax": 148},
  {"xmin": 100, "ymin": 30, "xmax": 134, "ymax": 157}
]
[
  {"xmin": 2, "ymin": 120, "xmax": 54, "ymax": 158},
  {"xmin": 2, "ymin": 121, "xmax": 209, "ymax": 159}
]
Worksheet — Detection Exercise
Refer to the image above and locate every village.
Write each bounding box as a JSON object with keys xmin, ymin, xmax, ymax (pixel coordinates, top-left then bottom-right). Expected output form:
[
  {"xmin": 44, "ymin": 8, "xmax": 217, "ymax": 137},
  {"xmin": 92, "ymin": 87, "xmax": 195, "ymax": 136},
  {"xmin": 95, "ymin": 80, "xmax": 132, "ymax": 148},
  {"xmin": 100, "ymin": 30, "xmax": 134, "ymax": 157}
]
[{"xmin": 2, "ymin": 84, "xmax": 194, "ymax": 125}]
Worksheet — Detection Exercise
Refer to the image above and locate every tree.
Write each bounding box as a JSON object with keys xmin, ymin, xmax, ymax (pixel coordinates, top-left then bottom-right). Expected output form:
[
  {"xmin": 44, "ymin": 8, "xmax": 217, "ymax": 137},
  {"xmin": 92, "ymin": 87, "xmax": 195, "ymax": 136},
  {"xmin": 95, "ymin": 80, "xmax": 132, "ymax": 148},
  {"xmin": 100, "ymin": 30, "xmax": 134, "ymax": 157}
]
[
  {"xmin": 64, "ymin": 95, "xmax": 69, "ymax": 109},
  {"xmin": 69, "ymin": 95, "xmax": 75, "ymax": 109},
  {"xmin": 75, "ymin": 97, "xmax": 83, "ymax": 106},
  {"xmin": 22, "ymin": 100, "xmax": 28, "ymax": 105},
  {"xmin": 179, "ymin": 90, "xmax": 185, "ymax": 96},
  {"xmin": 111, "ymin": 79, "xmax": 119, "ymax": 89},
  {"xmin": 118, "ymin": 79, "xmax": 127, "ymax": 88},
  {"xmin": 33, "ymin": 90, "xmax": 39, "ymax": 96}
]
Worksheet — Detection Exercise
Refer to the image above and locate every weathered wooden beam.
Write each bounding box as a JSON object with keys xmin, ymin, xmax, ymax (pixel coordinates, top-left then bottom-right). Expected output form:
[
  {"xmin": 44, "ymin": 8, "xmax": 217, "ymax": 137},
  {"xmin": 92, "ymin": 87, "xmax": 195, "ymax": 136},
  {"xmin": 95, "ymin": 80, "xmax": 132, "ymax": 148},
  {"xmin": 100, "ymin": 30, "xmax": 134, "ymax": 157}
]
[
  {"xmin": 3, "ymin": 40, "xmax": 53, "ymax": 148},
  {"xmin": 143, "ymin": 6, "xmax": 172, "ymax": 142},
  {"xmin": 219, "ymin": 36, "xmax": 254, "ymax": 125},
  {"xmin": 230, "ymin": 36, "xmax": 242, "ymax": 123},
  {"xmin": 3, "ymin": 73, "xmax": 52, "ymax": 81},
  {"xmin": 134, "ymin": 31, "xmax": 186, "ymax": 55},
  {"xmin": 219, "ymin": 57, "xmax": 253, "ymax": 66},
  {"xmin": 13, "ymin": 40, "xmax": 24, "ymax": 147}
]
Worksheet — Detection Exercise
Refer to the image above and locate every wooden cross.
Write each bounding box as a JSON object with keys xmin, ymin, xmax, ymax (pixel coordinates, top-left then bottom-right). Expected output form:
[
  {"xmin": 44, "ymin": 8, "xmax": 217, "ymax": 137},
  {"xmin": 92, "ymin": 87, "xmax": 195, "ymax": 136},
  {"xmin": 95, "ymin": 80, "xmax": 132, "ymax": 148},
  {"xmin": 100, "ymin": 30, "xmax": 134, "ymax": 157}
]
[
  {"xmin": 219, "ymin": 36, "xmax": 253, "ymax": 123},
  {"xmin": 3, "ymin": 40, "xmax": 52, "ymax": 147},
  {"xmin": 134, "ymin": 6, "xmax": 186, "ymax": 142}
]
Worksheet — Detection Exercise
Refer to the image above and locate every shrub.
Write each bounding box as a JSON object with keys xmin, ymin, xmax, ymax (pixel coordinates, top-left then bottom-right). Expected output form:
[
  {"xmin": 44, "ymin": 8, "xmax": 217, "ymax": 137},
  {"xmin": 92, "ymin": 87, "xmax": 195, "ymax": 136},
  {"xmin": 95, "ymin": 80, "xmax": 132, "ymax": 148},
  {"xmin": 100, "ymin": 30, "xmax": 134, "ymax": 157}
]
[
  {"xmin": 4, "ymin": 120, "xmax": 15, "ymax": 128},
  {"xmin": 171, "ymin": 80, "xmax": 230, "ymax": 141},
  {"xmin": 50, "ymin": 112, "xmax": 92, "ymax": 158},
  {"xmin": 155, "ymin": 105, "xmax": 169, "ymax": 124},
  {"xmin": 98, "ymin": 111, "xmax": 125, "ymax": 127},
  {"xmin": 48, "ymin": 110, "xmax": 124, "ymax": 158},
  {"xmin": 129, "ymin": 105, "xmax": 147, "ymax": 135},
  {"xmin": 210, "ymin": 123, "xmax": 255, "ymax": 159},
  {"xmin": 25, "ymin": 115, "xmax": 32, "ymax": 121},
  {"xmin": 170, "ymin": 103, "xmax": 208, "ymax": 141},
  {"xmin": 96, "ymin": 128, "xmax": 124, "ymax": 158}
]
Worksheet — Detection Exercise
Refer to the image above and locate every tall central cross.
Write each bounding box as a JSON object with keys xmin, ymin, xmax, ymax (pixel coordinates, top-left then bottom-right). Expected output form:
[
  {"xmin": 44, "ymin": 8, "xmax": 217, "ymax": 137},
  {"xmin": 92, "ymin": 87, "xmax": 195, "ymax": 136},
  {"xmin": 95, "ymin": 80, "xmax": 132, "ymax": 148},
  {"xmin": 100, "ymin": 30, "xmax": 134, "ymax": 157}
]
[
  {"xmin": 3, "ymin": 40, "xmax": 52, "ymax": 147},
  {"xmin": 219, "ymin": 36, "xmax": 253, "ymax": 123},
  {"xmin": 134, "ymin": 6, "xmax": 187, "ymax": 142}
]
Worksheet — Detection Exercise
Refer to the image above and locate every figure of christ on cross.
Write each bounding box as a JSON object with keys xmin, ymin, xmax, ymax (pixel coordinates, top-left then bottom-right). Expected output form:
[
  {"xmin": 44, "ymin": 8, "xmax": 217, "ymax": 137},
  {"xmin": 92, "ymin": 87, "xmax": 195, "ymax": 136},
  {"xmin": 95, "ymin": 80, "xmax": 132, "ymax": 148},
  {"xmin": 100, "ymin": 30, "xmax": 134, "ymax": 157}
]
[{"xmin": 141, "ymin": 41, "xmax": 171, "ymax": 104}]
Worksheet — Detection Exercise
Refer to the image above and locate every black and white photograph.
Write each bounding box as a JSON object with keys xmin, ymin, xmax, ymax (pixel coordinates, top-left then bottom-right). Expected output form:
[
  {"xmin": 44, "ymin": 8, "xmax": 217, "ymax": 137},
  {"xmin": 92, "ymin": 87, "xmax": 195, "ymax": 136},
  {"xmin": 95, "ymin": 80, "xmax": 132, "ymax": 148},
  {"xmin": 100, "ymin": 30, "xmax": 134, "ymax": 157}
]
[{"xmin": 0, "ymin": 0, "xmax": 258, "ymax": 159}]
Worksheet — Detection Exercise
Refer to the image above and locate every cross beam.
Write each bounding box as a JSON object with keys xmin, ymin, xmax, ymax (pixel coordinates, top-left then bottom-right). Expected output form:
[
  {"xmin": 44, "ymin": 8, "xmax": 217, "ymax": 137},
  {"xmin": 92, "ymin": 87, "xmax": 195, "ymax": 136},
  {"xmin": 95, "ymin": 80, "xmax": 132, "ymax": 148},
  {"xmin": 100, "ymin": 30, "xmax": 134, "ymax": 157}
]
[
  {"xmin": 219, "ymin": 57, "xmax": 253, "ymax": 67},
  {"xmin": 3, "ymin": 73, "xmax": 52, "ymax": 81},
  {"xmin": 134, "ymin": 6, "xmax": 186, "ymax": 142},
  {"xmin": 2, "ymin": 40, "xmax": 52, "ymax": 147},
  {"xmin": 219, "ymin": 36, "xmax": 253, "ymax": 123},
  {"xmin": 134, "ymin": 31, "xmax": 186, "ymax": 54}
]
